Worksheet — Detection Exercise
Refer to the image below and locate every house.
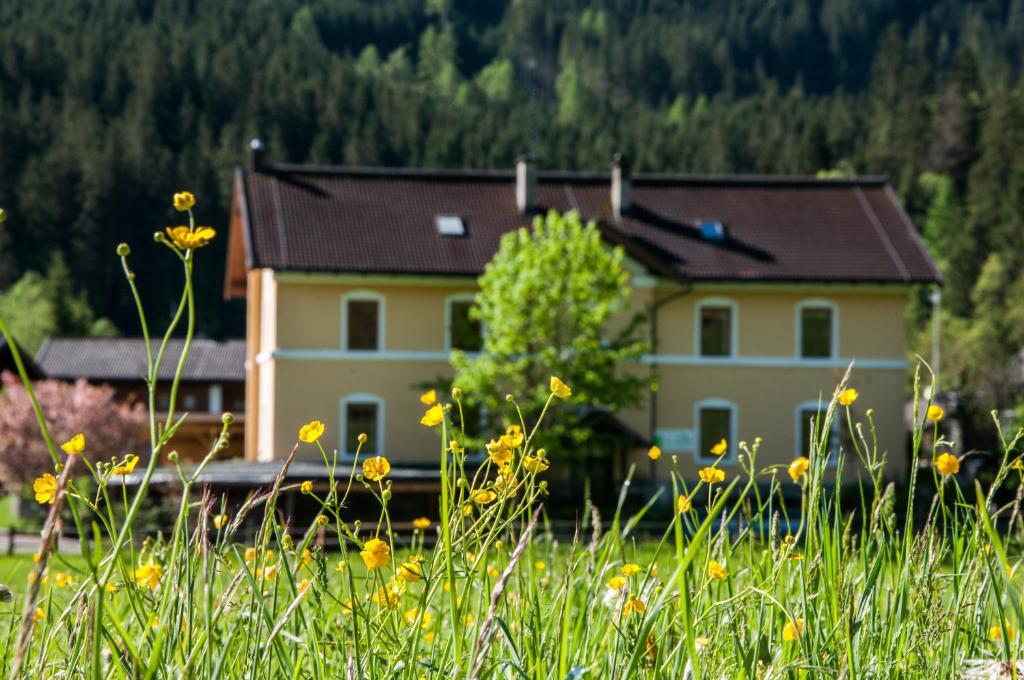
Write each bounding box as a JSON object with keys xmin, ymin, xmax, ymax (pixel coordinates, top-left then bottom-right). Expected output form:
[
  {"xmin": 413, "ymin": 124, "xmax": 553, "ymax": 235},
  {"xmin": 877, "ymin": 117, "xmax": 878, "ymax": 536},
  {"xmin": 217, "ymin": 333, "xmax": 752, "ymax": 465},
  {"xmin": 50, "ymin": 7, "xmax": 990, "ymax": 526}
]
[
  {"xmin": 224, "ymin": 146, "xmax": 940, "ymax": 486},
  {"xmin": 35, "ymin": 337, "xmax": 246, "ymax": 461}
]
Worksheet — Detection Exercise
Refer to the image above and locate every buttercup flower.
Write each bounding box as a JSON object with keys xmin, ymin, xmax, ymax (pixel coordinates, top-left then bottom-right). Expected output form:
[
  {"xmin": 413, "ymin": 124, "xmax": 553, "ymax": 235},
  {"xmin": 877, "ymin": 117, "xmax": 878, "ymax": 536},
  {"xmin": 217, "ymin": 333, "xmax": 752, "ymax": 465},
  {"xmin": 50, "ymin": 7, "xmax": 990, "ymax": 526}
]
[
  {"xmin": 927, "ymin": 404, "xmax": 945, "ymax": 422},
  {"xmin": 523, "ymin": 453, "xmax": 550, "ymax": 474},
  {"xmin": 647, "ymin": 446, "xmax": 662, "ymax": 461},
  {"xmin": 412, "ymin": 517, "xmax": 431, "ymax": 530},
  {"xmin": 788, "ymin": 456, "xmax": 810, "ymax": 482},
  {"xmin": 550, "ymin": 376, "xmax": 572, "ymax": 398},
  {"xmin": 707, "ymin": 560, "xmax": 728, "ymax": 580},
  {"xmin": 473, "ymin": 489, "xmax": 497, "ymax": 505},
  {"xmin": 699, "ymin": 467, "xmax": 726, "ymax": 484},
  {"xmin": 33, "ymin": 474, "xmax": 58, "ymax": 505},
  {"xmin": 838, "ymin": 388, "xmax": 859, "ymax": 406},
  {"xmin": 935, "ymin": 452, "xmax": 959, "ymax": 476},
  {"xmin": 710, "ymin": 438, "xmax": 728, "ymax": 456},
  {"xmin": 173, "ymin": 191, "xmax": 196, "ymax": 211},
  {"xmin": 299, "ymin": 420, "xmax": 325, "ymax": 443},
  {"xmin": 486, "ymin": 439, "xmax": 513, "ymax": 466},
  {"xmin": 55, "ymin": 572, "xmax": 74, "ymax": 589},
  {"xmin": 300, "ymin": 480, "xmax": 314, "ymax": 495},
  {"xmin": 420, "ymin": 389, "xmax": 437, "ymax": 405},
  {"xmin": 213, "ymin": 514, "xmax": 228, "ymax": 530},
  {"xmin": 315, "ymin": 514, "xmax": 328, "ymax": 526},
  {"xmin": 132, "ymin": 562, "xmax": 162, "ymax": 590},
  {"xmin": 398, "ymin": 561, "xmax": 422, "ymax": 582},
  {"xmin": 362, "ymin": 456, "xmax": 391, "ymax": 482},
  {"xmin": 622, "ymin": 563, "xmax": 641, "ymax": 577},
  {"xmin": 608, "ymin": 576, "xmax": 627, "ymax": 590},
  {"xmin": 165, "ymin": 226, "xmax": 216, "ymax": 250},
  {"xmin": 782, "ymin": 617, "xmax": 804, "ymax": 641},
  {"xmin": 61, "ymin": 433, "xmax": 85, "ymax": 455},
  {"xmin": 990, "ymin": 620, "xmax": 1015, "ymax": 641},
  {"xmin": 677, "ymin": 495, "xmax": 692, "ymax": 513},
  {"xmin": 112, "ymin": 454, "xmax": 139, "ymax": 476},
  {"xmin": 33, "ymin": 608, "xmax": 44, "ymax": 623},
  {"xmin": 360, "ymin": 538, "xmax": 391, "ymax": 570},
  {"xmin": 623, "ymin": 597, "xmax": 645, "ymax": 616},
  {"xmin": 420, "ymin": 404, "xmax": 444, "ymax": 427}
]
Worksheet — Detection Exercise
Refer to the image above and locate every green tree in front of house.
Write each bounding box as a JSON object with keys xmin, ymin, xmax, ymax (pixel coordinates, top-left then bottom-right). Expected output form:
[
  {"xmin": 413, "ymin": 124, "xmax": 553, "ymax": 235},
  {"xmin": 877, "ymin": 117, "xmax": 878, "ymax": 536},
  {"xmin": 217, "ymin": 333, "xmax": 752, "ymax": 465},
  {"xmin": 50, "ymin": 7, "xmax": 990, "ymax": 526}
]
[{"xmin": 451, "ymin": 210, "xmax": 651, "ymax": 456}]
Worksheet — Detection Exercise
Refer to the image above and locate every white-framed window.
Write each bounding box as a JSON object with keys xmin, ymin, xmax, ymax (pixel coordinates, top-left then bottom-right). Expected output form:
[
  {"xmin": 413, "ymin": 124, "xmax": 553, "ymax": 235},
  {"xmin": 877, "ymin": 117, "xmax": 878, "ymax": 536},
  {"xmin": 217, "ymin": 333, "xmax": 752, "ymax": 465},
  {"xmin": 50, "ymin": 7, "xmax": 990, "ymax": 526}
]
[
  {"xmin": 342, "ymin": 291, "xmax": 385, "ymax": 351},
  {"xmin": 694, "ymin": 398, "xmax": 737, "ymax": 463},
  {"xmin": 445, "ymin": 293, "xmax": 483, "ymax": 352},
  {"xmin": 695, "ymin": 297, "xmax": 738, "ymax": 357},
  {"xmin": 340, "ymin": 393, "xmax": 384, "ymax": 457},
  {"xmin": 796, "ymin": 299, "xmax": 838, "ymax": 359},
  {"xmin": 794, "ymin": 400, "xmax": 843, "ymax": 465}
]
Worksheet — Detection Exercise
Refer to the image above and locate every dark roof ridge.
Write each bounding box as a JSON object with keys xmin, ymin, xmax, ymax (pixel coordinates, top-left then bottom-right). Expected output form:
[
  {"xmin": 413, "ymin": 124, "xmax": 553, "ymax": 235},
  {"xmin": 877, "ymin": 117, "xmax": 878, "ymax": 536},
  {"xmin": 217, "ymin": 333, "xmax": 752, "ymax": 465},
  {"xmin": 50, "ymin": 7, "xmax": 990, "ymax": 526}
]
[{"xmin": 249, "ymin": 162, "xmax": 889, "ymax": 188}]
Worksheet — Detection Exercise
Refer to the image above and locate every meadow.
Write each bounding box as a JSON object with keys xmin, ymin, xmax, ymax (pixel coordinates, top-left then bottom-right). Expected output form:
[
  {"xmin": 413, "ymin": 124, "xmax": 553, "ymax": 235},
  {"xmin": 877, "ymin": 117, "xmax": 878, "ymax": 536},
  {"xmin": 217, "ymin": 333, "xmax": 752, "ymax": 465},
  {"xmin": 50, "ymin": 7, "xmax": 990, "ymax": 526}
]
[{"xmin": 0, "ymin": 194, "xmax": 1022, "ymax": 678}]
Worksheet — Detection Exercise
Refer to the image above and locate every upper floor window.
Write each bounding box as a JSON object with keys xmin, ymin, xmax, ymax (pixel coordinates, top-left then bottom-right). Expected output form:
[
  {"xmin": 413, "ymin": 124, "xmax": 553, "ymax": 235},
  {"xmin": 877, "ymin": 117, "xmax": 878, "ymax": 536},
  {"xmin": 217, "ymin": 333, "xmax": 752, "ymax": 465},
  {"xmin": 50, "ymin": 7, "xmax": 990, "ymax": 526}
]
[
  {"xmin": 447, "ymin": 296, "xmax": 483, "ymax": 352},
  {"xmin": 343, "ymin": 292, "xmax": 383, "ymax": 351},
  {"xmin": 798, "ymin": 302, "xmax": 836, "ymax": 359},
  {"xmin": 341, "ymin": 394, "xmax": 383, "ymax": 456},
  {"xmin": 697, "ymin": 299, "xmax": 736, "ymax": 357},
  {"xmin": 696, "ymin": 400, "xmax": 735, "ymax": 462}
]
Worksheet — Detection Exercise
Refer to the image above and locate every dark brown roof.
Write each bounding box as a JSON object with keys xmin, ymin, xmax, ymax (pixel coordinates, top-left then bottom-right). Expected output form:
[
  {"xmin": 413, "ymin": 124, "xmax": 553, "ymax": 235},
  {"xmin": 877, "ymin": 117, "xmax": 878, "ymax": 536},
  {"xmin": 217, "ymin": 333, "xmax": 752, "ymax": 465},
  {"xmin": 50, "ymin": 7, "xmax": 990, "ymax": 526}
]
[
  {"xmin": 229, "ymin": 164, "xmax": 940, "ymax": 289},
  {"xmin": 36, "ymin": 338, "xmax": 245, "ymax": 382}
]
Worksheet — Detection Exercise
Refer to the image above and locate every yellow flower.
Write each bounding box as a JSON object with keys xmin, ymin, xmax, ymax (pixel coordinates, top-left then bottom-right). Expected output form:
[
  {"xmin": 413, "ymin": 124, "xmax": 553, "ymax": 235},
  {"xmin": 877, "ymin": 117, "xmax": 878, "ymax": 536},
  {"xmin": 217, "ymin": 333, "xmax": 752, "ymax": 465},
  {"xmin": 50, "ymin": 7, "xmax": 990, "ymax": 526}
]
[
  {"xmin": 550, "ymin": 376, "xmax": 572, "ymax": 398},
  {"xmin": 486, "ymin": 439, "xmax": 513, "ymax": 466},
  {"xmin": 420, "ymin": 389, "xmax": 437, "ymax": 405},
  {"xmin": 213, "ymin": 514, "xmax": 228, "ymax": 529},
  {"xmin": 256, "ymin": 565, "xmax": 278, "ymax": 581},
  {"xmin": 1012, "ymin": 459, "xmax": 1024, "ymax": 472},
  {"xmin": 112, "ymin": 454, "xmax": 139, "ymax": 476},
  {"xmin": 782, "ymin": 617, "xmax": 804, "ymax": 642},
  {"xmin": 622, "ymin": 563, "xmax": 641, "ymax": 577},
  {"xmin": 838, "ymin": 388, "xmax": 859, "ymax": 406},
  {"xmin": 55, "ymin": 572, "xmax": 74, "ymax": 589},
  {"xmin": 699, "ymin": 467, "xmax": 725, "ymax": 484},
  {"xmin": 534, "ymin": 561, "xmax": 546, "ymax": 571},
  {"xmin": 523, "ymin": 453, "xmax": 550, "ymax": 474},
  {"xmin": 647, "ymin": 446, "xmax": 662, "ymax": 461},
  {"xmin": 707, "ymin": 560, "xmax": 728, "ymax": 580},
  {"xmin": 677, "ymin": 495, "xmax": 692, "ymax": 513},
  {"xmin": 297, "ymin": 578, "xmax": 312, "ymax": 592},
  {"xmin": 420, "ymin": 403, "xmax": 445, "ymax": 427},
  {"xmin": 449, "ymin": 439, "xmax": 464, "ymax": 455},
  {"xmin": 709, "ymin": 438, "xmax": 728, "ymax": 456},
  {"xmin": 623, "ymin": 597, "xmax": 646, "ymax": 616},
  {"xmin": 362, "ymin": 456, "xmax": 391, "ymax": 482},
  {"xmin": 505, "ymin": 424, "xmax": 525, "ymax": 448},
  {"xmin": 173, "ymin": 191, "xmax": 196, "ymax": 211},
  {"xmin": 33, "ymin": 608, "xmax": 44, "ymax": 623},
  {"xmin": 608, "ymin": 576, "xmax": 627, "ymax": 590},
  {"xmin": 412, "ymin": 517, "xmax": 431, "ymax": 530},
  {"xmin": 360, "ymin": 538, "xmax": 391, "ymax": 570},
  {"xmin": 990, "ymin": 621, "xmax": 1015, "ymax": 641},
  {"xmin": 300, "ymin": 480, "xmax": 314, "ymax": 495},
  {"xmin": 244, "ymin": 547, "xmax": 274, "ymax": 563},
  {"xmin": 301, "ymin": 548, "xmax": 312, "ymax": 567},
  {"xmin": 398, "ymin": 562, "xmax": 422, "ymax": 582},
  {"xmin": 935, "ymin": 452, "xmax": 960, "ymax": 476},
  {"xmin": 788, "ymin": 456, "xmax": 810, "ymax": 482},
  {"xmin": 472, "ymin": 489, "xmax": 497, "ymax": 505},
  {"xmin": 165, "ymin": 225, "xmax": 216, "ymax": 250},
  {"xmin": 104, "ymin": 582, "xmax": 118, "ymax": 594},
  {"xmin": 487, "ymin": 565, "xmax": 499, "ymax": 578},
  {"xmin": 315, "ymin": 514, "xmax": 328, "ymax": 526},
  {"xmin": 372, "ymin": 580, "xmax": 405, "ymax": 608},
  {"xmin": 132, "ymin": 562, "xmax": 162, "ymax": 591},
  {"xmin": 298, "ymin": 420, "xmax": 325, "ymax": 443},
  {"xmin": 33, "ymin": 473, "xmax": 58, "ymax": 505},
  {"xmin": 927, "ymin": 404, "xmax": 945, "ymax": 422},
  {"xmin": 61, "ymin": 433, "xmax": 85, "ymax": 455}
]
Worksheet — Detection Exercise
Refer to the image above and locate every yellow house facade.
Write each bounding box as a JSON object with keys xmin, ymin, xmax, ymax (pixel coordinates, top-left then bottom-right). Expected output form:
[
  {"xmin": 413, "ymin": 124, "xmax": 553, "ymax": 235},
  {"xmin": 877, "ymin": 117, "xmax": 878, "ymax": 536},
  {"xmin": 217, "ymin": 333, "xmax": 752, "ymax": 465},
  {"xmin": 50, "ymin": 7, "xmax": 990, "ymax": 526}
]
[{"xmin": 225, "ymin": 148, "xmax": 940, "ymax": 483}]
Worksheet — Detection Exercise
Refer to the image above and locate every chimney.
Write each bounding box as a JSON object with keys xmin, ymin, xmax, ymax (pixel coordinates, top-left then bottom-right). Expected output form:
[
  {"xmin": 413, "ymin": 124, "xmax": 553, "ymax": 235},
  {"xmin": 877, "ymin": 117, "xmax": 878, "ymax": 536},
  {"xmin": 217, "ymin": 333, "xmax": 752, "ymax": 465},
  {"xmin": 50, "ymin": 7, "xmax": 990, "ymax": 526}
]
[
  {"xmin": 249, "ymin": 138, "xmax": 266, "ymax": 172},
  {"xmin": 611, "ymin": 152, "xmax": 631, "ymax": 218},
  {"xmin": 515, "ymin": 154, "xmax": 536, "ymax": 214}
]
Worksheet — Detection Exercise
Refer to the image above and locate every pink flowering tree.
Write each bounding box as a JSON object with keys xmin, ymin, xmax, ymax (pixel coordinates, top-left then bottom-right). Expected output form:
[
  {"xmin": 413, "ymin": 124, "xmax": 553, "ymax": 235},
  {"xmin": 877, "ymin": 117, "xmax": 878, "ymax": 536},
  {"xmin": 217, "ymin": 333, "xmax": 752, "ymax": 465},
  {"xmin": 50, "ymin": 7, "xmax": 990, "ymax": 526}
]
[{"xmin": 0, "ymin": 372, "xmax": 146, "ymax": 496}]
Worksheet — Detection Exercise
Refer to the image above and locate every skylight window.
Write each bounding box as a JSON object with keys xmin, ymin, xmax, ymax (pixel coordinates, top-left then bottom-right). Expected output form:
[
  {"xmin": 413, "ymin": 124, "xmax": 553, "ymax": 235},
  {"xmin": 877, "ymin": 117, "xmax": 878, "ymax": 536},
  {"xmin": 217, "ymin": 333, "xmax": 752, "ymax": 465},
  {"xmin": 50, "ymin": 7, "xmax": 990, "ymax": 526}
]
[
  {"xmin": 699, "ymin": 220, "xmax": 726, "ymax": 241},
  {"xmin": 436, "ymin": 215, "xmax": 466, "ymax": 237}
]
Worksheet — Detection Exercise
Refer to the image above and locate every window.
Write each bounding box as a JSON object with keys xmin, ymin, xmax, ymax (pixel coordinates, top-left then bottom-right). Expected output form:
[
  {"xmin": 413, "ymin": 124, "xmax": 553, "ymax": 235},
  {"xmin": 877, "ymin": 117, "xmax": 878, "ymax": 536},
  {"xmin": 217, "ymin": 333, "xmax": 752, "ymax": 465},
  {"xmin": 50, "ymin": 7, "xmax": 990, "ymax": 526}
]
[
  {"xmin": 696, "ymin": 402, "xmax": 734, "ymax": 461},
  {"xmin": 341, "ymin": 396, "xmax": 383, "ymax": 455},
  {"xmin": 796, "ymin": 402, "xmax": 846, "ymax": 462},
  {"xmin": 183, "ymin": 394, "xmax": 198, "ymax": 411},
  {"xmin": 343, "ymin": 293, "xmax": 383, "ymax": 351},
  {"xmin": 447, "ymin": 298, "xmax": 483, "ymax": 352},
  {"xmin": 699, "ymin": 305, "xmax": 734, "ymax": 357},
  {"xmin": 799, "ymin": 304, "xmax": 834, "ymax": 358}
]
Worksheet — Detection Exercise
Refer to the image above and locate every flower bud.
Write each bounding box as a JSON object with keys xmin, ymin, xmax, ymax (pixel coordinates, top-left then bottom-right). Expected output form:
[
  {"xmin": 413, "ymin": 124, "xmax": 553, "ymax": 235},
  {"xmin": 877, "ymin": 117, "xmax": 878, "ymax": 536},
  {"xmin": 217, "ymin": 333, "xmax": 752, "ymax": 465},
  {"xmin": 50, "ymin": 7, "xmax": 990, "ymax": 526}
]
[
  {"xmin": 505, "ymin": 394, "xmax": 514, "ymax": 402},
  {"xmin": 0, "ymin": 208, "xmax": 6, "ymax": 224},
  {"xmin": 282, "ymin": 535, "xmax": 293, "ymax": 550},
  {"xmin": 221, "ymin": 412, "xmax": 234, "ymax": 426},
  {"xmin": 168, "ymin": 450, "xmax": 179, "ymax": 463},
  {"xmin": 357, "ymin": 433, "xmax": 367, "ymax": 444},
  {"xmin": 382, "ymin": 489, "xmax": 392, "ymax": 502},
  {"xmin": 116, "ymin": 243, "xmax": 131, "ymax": 257},
  {"xmin": 315, "ymin": 514, "xmax": 328, "ymax": 526},
  {"xmin": 451, "ymin": 387, "xmax": 463, "ymax": 399},
  {"xmin": 153, "ymin": 232, "xmax": 165, "ymax": 242}
]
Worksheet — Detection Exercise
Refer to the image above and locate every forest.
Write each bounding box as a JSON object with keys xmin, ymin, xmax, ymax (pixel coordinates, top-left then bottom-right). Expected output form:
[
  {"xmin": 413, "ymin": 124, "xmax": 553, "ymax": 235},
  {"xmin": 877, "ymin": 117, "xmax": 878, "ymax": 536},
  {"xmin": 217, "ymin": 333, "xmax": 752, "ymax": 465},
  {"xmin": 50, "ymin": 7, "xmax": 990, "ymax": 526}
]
[{"xmin": 1, "ymin": 0, "xmax": 1024, "ymax": 445}]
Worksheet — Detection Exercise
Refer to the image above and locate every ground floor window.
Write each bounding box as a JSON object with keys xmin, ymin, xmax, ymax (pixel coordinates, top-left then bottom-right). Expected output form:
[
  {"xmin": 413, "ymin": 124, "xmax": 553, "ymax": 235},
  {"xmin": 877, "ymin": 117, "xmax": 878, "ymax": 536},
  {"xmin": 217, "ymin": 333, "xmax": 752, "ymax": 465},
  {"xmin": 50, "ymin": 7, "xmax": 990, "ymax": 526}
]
[
  {"xmin": 342, "ymin": 396, "xmax": 382, "ymax": 455},
  {"xmin": 696, "ymin": 401, "xmax": 734, "ymax": 462}
]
